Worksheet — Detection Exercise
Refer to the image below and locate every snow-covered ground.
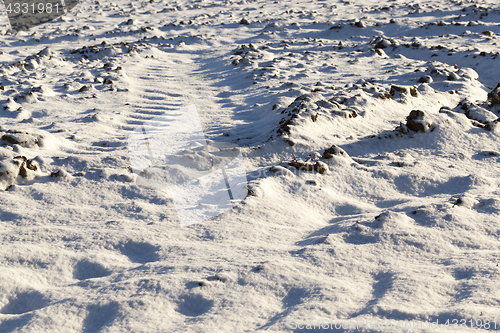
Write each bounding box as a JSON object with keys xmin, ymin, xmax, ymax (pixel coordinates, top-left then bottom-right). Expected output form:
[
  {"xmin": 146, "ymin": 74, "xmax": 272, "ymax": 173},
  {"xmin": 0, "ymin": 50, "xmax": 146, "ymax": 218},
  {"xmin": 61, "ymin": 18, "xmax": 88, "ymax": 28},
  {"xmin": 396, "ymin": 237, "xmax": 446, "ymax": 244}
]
[{"xmin": 1, "ymin": 0, "xmax": 500, "ymax": 331}]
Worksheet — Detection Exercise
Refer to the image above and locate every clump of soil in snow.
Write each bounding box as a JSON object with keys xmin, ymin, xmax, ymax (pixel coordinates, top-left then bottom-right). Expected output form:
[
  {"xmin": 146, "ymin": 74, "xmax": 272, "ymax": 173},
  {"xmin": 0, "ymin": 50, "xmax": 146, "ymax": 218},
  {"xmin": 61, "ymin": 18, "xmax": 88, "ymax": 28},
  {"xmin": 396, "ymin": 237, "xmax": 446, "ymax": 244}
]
[
  {"xmin": 405, "ymin": 110, "xmax": 430, "ymax": 132},
  {"xmin": 288, "ymin": 159, "xmax": 328, "ymax": 174},
  {"xmin": 487, "ymin": 83, "xmax": 500, "ymax": 106}
]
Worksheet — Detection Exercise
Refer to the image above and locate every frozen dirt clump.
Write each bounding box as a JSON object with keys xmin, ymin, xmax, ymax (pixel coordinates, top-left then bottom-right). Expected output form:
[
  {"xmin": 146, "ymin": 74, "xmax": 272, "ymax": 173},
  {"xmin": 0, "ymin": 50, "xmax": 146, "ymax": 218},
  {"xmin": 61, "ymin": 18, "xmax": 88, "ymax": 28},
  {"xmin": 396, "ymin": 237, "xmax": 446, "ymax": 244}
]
[
  {"xmin": 418, "ymin": 75, "xmax": 433, "ymax": 84},
  {"xmin": 1, "ymin": 131, "xmax": 40, "ymax": 148},
  {"xmin": 322, "ymin": 145, "xmax": 347, "ymax": 159},
  {"xmin": 370, "ymin": 36, "xmax": 397, "ymax": 49},
  {"xmin": 459, "ymin": 86, "xmax": 500, "ymax": 129},
  {"xmin": 230, "ymin": 43, "xmax": 272, "ymax": 67},
  {"xmin": 321, "ymin": 145, "xmax": 356, "ymax": 167},
  {"xmin": 14, "ymin": 92, "xmax": 39, "ymax": 104},
  {"xmin": 0, "ymin": 155, "xmax": 42, "ymax": 189},
  {"xmin": 405, "ymin": 110, "xmax": 432, "ymax": 132},
  {"xmin": 461, "ymin": 103, "xmax": 497, "ymax": 124},
  {"xmin": 452, "ymin": 196, "xmax": 479, "ymax": 209},
  {"xmin": 288, "ymin": 159, "xmax": 328, "ymax": 174},
  {"xmin": 277, "ymin": 94, "xmax": 336, "ymax": 135},
  {"xmin": 275, "ymin": 93, "xmax": 356, "ymax": 145},
  {"xmin": 485, "ymin": 119, "xmax": 500, "ymax": 132},
  {"xmin": 487, "ymin": 83, "xmax": 500, "ymax": 106},
  {"xmin": 2, "ymin": 98, "xmax": 22, "ymax": 112},
  {"xmin": 268, "ymin": 165, "xmax": 295, "ymax": 178},
  {"xmin": 390, "ymin": 85, "xmax": 418, "ymax": 98}
]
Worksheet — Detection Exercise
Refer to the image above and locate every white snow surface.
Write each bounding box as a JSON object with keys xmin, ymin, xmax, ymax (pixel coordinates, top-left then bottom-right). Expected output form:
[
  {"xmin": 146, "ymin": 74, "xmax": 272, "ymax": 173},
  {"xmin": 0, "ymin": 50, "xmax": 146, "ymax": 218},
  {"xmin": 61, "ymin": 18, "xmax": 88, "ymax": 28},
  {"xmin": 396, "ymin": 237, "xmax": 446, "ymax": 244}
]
[{"xmin": 1, "ymin": 0, "xmax": 500, "ymax": 332}]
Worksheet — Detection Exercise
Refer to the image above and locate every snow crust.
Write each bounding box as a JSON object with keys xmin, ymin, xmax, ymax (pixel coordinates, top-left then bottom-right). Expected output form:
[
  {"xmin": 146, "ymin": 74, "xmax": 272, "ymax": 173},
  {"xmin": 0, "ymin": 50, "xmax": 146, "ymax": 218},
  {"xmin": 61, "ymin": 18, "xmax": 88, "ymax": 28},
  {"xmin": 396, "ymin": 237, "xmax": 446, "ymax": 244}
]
[{"xmin": 1, "ymin": 0, "xmax": 500, "ymax": 331}]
